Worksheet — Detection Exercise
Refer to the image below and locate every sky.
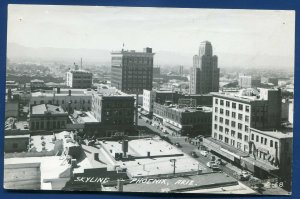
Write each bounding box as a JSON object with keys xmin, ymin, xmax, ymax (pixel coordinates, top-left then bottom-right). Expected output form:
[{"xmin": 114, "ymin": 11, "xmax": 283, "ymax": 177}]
[{"xmin": 7, "ymin": 4, "xmax": 295, "ymax": 68}]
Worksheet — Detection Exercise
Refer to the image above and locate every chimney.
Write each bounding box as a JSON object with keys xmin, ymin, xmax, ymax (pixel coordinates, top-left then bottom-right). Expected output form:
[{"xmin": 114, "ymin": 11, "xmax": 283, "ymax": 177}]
[
  {"xmin": 147, "ymin": 151, "xmax": 150, "ymax": 157},
  {"xmin": 122, "ymin": 140, "xmax": 128, "ymax": 157},
  {"xmin": 68, "ymin": 90, "xmax": 71, "ymax": 96}
]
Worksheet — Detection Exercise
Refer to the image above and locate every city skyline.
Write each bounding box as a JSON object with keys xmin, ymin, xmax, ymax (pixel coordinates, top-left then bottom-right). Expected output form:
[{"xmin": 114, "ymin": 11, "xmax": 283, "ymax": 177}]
[{"xmin": 7, "ymin": 5, "xmax": 295, "ymax": 69}]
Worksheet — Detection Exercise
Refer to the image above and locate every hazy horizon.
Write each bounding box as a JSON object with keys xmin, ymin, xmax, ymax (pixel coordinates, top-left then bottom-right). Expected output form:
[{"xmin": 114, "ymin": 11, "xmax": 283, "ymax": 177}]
[{"xmin": 7, "ymin": 5, "xmax": 295, "ymax": 69}]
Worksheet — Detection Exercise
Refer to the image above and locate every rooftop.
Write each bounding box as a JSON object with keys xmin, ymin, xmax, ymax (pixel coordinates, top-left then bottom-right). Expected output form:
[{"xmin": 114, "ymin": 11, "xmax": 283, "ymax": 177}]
[
  {"xmin": 69, "ymin": 111, "xmax": 99, "ymax": 124},
  {"xmin": 212, "ymin": 88, "xmax": 279, "ymax": 102},
  {"xmin": 31, "ymin": 104, "xmax": 67, "ymax": 115},
  {"xmin": 31, "ymin": 88, "xmax": 93, "ymax": 97},
  {"xmin": 68, "ymin": 70, "xmax": 92, "ymax": 74},
  {"xmin": 99, "ymin": 137, "xmax": 207, "ymax": 177},
  {"xmin": 94, "ymin": 85, "xmax": 130, "ymax": 97},
  {"xmin": 250, "ymin": 128, "xmax": 293, "ymax": 139}
]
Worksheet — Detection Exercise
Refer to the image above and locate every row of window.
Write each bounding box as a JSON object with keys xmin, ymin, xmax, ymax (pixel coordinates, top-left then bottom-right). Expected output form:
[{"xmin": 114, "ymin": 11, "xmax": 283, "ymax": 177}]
[
  {"xmin": 33, "ymin": 99, "xmax": 90, "ymax": 105},
  {"xmin": 30, "ymin": 120, "xmax": 66, "ymax": 130},
  {"xmin": 214, "ymin": 114, "xmax": 249, "ymax": 123},
  {"xmin": 251, "ymin": 133, "xmax": 278, "ymax": 148},
  {"xmin": 213, "ymin": 132, "xmax": 248, "ymax": 151},
  {"xmin": 214, "ymin": 124, "xmax": 249, "ymax": 141},
  {"xmin": 215, "ymin": 98, "xmax": 250, "ymax": 112},
  {"xmin": 214, "ymin": 107, "xmax": 250, "ymax": 120},
  {"xmin": 214, "ymin": 121, "xmax": 249, "ymax": 132}
]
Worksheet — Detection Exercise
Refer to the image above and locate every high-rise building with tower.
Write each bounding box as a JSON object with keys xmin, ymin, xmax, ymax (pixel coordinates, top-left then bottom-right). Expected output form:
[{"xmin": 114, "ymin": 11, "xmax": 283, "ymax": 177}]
[
  {"xmin": 111, "ymin": 47, "xmax": 154, "ymax": 94},
  {"xmin": 190, "ymin": 41, "xmax": 220, "ymax": 94}
]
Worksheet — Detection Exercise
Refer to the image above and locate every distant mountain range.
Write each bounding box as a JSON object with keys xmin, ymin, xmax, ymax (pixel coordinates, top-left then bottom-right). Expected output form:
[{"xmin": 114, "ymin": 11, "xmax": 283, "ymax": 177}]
[
  {"xmin": 7, "ymin": 43, "xmax": 193, "ymax": 67},
  {"xmin": 7, "ymin": 43, "xmax": 294, "ymax": 72}
]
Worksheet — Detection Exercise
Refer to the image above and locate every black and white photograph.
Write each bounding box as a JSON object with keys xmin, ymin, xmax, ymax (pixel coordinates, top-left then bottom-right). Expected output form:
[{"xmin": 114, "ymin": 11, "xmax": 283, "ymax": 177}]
[{"xmin": 4, "ymin": 4, "xmax": 295, "ymax": 195}]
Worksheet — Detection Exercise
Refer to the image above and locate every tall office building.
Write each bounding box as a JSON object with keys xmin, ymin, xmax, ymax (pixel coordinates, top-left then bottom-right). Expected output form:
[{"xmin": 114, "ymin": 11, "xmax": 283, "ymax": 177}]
[
  {"xmin": 111, "ymin": 47, "xmax": 154, "ymax": 94},
  {"xmin": 190, "ymin": 41, "xmax": 220, "ymax": 94}
]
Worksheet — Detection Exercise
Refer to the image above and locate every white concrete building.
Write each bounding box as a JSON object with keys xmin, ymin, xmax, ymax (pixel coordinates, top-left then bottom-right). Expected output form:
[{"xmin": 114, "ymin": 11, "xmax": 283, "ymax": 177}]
[{"xmin": 142, "ymin": 89, "xmax": 154, "ymax": 114}]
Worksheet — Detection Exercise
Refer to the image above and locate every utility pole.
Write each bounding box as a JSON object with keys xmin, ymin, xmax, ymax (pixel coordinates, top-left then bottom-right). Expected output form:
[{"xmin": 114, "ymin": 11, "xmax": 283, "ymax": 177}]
[{"xmin": 170, "ymin": 159, "xmax": 177, "ymax": 175}]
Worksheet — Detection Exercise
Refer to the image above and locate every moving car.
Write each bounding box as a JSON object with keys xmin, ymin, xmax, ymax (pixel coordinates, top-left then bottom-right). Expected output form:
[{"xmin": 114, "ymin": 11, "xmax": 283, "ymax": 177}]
[
  {"xmin": 191, "ymin": 151, "xmax": 198, "ymax": 158},
  {"xmin": 174, "ymin": 142, "xmax": 182, "ymax": 148}
]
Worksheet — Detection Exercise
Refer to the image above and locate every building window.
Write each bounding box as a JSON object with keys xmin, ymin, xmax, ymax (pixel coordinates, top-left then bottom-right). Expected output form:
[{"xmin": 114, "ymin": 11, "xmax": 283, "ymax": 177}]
[
  {"xmin": 215, "ymin": 107, "xmax": 218, "ymax": 113},
  {"xmin": 244, "ymin": 135, "xmax": 248, "ymax": 142},
  {"xmin": 261, "ymin": 137, "xmax": 264, "ymax": 144},
  {"xmin": 238, "ymin": 114, "xmax": 243, "ymax": 120},
  {"xmin": 245, "ymin": 116, "xmax": 249, "ymax": 122},
  {"xmin": 232, "ymin": 112, "xmax": 236, "ymax": 118},
  {"xmin": 220, "ymin": 108, "xmax": 224, "ymax": 114},
  {"xmin": 256, "ymin": 135, "xmax": 259, "ymax": 142},
  {"xmin": 231, "ymin": 139, "xmax": 235, "ymax": 146},
  {"xmin": 264, "ymin": 138, "xmax": 267, "ymax": 145},
  {"xmin": 232, "ymin": 102, "xmax": 236, "ymax": 109},
  {"xmin": 225, "ymin": 119, "xmax": 229, "ymax": 125},
  {"xmin": 219, "ymin": 117, "xmax": 223, "ymax": 123},
  {"xmin": 245, "ymin": 125, "xmax": 249, "ymax": 132},
  {"xmin": 214, "ymin": 124, "xmax": 217, "ymax": 129},
  {"xmin": 231, "ymin": 121, "xmax": 236, "ymax": 127},
  {"xmin": 231, "ymin": 130, "xmax": 235, "ymax": 137},
  {"xmin": 238, "ymin": 123, "xmax": 242, "ymax": 130},
  {"xmin": 226, "ymin": 101, "xmax": 230, "ymax": 107},
  {"xmin": 214, "ymin": 133, "xmax": 217, "ymax": 139},
  {"xmin": 238, "ymin": 133, "xmax": 242, "ymax": 140},
  {"xmin": 246, "ymin": 106, "xmax": 250, "ymax": 112},
  {"xmin": 270, "ymin": 140, "xmax": 273, "ymax": 147},
  {"xmin": 220, "ymin": 100, "xmax": 224, "ymax": 106},
  {"xmin": 215, "ymin": 116, "xmax": 218, "ymax": 121},
  {"xmin": 251, "ymin": 134, "xmax": 254, "ymax": 140},
  {"xmin": 225, "ymin": 128, "xmax": 229, "ymax": 134},
  {"xmin": 239, "ymin": 104, "xmax": 243, "ymax": 111},
  {"xmin": 225, "ymin": 137, "xmax": 229, "ymax": 143},
  {"xmin": 219, "ymin": 126, "xmax": 223, "ymax": 132},
  {"xmin": 275, "ymin": 141, "xmax": 278, "ymax": 148},
  {"xmin": 215, "ymin": 98, "xmax": 218, "ymax": 104},
  {"xmin": 226, "ymin": 110, "xmax": 230, "ymax": 116},
  {"xmin": 219, "ymin": 134, "xmax": 223, "ymax": 141}
]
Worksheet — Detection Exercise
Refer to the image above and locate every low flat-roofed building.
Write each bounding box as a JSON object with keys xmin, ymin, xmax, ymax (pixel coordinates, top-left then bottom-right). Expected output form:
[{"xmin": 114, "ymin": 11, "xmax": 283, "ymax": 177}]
[
  {"xmin": 98, "ymin": 137, "xmax": 206, "ymax": 178},
  {"xmin": 30, "ymin": 88, "xmax": 92, "ymax": 113},
  {"xmin": 4, "ymin": 134, "xmax": 30, "ymax": 153},
  {"xmin": 29, "ymin": 104, "xmax": 68, "ymax": 131}
]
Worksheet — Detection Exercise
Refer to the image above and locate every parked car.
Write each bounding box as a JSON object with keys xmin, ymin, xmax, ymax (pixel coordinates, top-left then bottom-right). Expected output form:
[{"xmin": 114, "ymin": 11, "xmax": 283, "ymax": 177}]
[
  {"xmin": 200, "ymin": 150, "xmax": 208, "ymax": 157},
  {"xmin": 206, "ymin": 161, "xmax": 219, "ymax": 170}
]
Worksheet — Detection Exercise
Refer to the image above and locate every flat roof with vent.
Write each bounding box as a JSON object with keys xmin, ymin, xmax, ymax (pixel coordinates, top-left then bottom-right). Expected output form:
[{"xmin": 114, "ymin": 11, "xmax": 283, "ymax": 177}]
[{"xmin": 31, "ymin": 104, "xmax": 67, "ymax": 115}]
